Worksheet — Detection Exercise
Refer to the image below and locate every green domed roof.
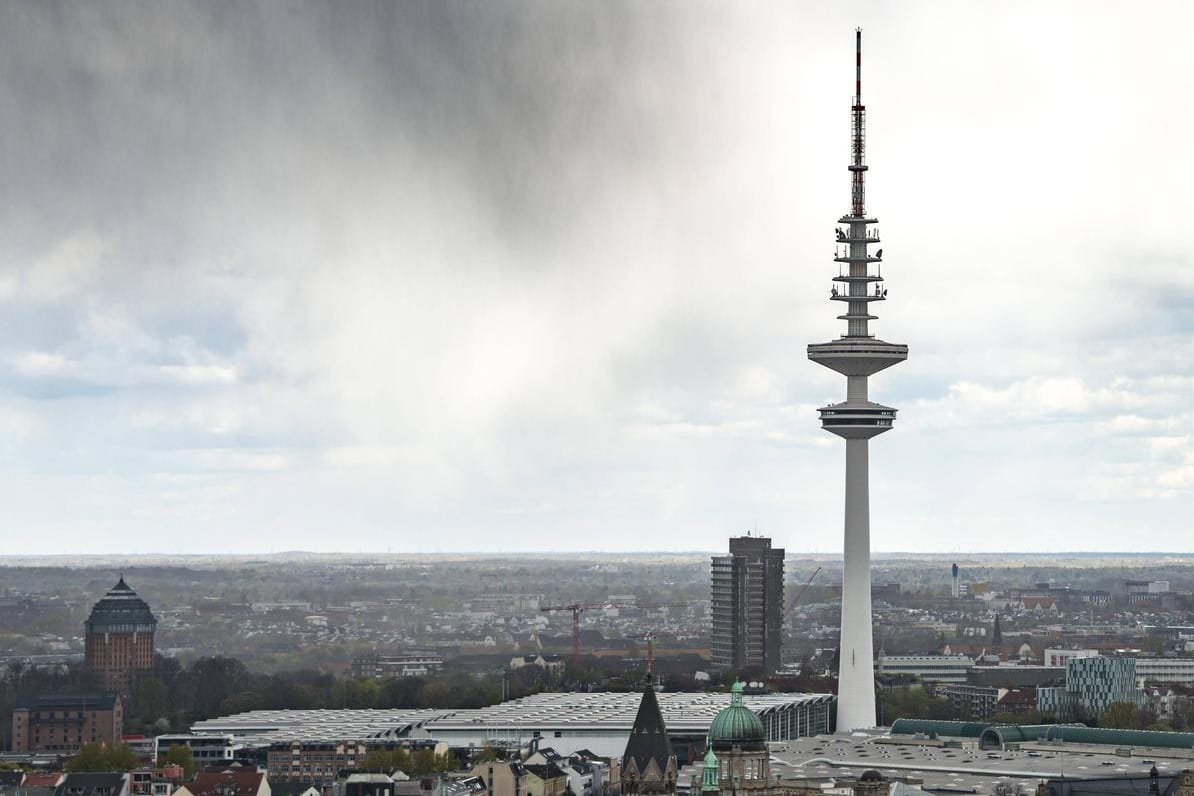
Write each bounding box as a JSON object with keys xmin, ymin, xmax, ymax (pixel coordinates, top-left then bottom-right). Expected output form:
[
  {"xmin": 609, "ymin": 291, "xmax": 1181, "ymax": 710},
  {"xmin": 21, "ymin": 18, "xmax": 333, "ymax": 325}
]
[{"xmin": 708, "ymin": 681, "xmax": 765, "ymax": 751}]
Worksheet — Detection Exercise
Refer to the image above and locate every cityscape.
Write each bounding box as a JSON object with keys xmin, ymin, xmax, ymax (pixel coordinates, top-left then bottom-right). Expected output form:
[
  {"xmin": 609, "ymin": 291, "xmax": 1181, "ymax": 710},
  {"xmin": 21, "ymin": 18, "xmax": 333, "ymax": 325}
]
[{"xmin": 2, "ymin": 5, "xmax": 1194, "ymax": 796}]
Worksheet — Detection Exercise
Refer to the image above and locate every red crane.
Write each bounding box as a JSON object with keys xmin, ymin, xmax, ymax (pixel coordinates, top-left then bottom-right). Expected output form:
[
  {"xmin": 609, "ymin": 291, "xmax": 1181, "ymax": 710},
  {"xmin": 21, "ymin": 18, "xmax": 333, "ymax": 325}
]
[
  {"xmin": 786, "ymin": 566, "xmax": 823, "ymax": 617},
  {"xmin": 540, "ymin": 602, "xmax": 629, "ymax": 663}
]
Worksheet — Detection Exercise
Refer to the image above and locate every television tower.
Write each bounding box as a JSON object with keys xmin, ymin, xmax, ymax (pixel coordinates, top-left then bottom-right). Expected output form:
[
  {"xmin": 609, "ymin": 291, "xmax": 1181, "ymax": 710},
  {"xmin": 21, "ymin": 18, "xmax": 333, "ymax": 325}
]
[{"xmin": 807, "ymin": 29, "xmax": 907, "ymax": 732}]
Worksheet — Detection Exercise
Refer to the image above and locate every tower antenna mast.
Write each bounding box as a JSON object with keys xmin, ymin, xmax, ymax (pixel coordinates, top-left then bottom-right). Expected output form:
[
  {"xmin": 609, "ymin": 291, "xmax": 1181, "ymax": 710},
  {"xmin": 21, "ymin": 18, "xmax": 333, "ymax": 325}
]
[{"xmin": 851, "ymin": 28, "xmax": 867, "ymax": 218}]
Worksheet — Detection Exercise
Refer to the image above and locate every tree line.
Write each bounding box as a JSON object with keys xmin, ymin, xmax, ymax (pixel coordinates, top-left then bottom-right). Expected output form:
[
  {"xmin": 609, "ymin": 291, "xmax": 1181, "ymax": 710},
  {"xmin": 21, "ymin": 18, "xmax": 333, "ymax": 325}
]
[{"xmin": 1, "ymin": 655, "xmax": 505, "ymax": 743}]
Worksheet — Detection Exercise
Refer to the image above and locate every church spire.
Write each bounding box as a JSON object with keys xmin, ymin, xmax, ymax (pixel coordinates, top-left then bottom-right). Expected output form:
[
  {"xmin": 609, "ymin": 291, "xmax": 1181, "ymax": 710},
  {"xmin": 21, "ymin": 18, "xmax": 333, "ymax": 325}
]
[{"xmin": 622, "ymin": 680, "xmax": 677, "ymax": 794}]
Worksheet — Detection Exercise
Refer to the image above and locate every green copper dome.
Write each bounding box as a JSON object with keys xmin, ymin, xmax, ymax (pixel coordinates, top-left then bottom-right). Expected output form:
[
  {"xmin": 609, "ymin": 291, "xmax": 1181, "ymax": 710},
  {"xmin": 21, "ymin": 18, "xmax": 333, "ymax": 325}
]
[{"xmin": 708, "ymin": 681, "xmax": 765, "ymax": 751}]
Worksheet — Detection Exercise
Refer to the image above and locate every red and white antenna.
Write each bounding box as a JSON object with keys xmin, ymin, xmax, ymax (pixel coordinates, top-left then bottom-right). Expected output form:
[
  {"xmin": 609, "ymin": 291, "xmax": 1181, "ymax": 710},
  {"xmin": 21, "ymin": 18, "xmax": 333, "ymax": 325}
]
[{"xmin": 849, "ymin": 28, "xmax": 868, "ymax": 218}]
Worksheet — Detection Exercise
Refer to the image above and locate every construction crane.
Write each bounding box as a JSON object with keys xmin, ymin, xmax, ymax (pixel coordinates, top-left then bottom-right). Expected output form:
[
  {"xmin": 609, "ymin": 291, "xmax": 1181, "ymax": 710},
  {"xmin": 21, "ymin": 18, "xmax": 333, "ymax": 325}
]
[
  {"xmin": 540, "ymin": 602, "xmax": 629, "ymax": 663},
  {"xmin": 642, "ymin": 632, "xmax": 656, "ymax": 679},
  {"xmin": 786, "ymin": 566, "xmax": 823, "ymax": 618}
]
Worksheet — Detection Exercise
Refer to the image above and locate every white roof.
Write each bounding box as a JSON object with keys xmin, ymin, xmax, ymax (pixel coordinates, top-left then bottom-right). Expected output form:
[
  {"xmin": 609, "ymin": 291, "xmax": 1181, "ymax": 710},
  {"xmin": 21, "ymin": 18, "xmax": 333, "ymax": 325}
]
[
  {"xmin": 190, "ymin": 708, "xmax": 456, "ymax": 743},
  {"xmin": 188, "ymin": 692, "xmax": 834, "ymax": 745},
  {"xmin": 431, "ymin": 691, "xmax": 833, "ymax": 732}
]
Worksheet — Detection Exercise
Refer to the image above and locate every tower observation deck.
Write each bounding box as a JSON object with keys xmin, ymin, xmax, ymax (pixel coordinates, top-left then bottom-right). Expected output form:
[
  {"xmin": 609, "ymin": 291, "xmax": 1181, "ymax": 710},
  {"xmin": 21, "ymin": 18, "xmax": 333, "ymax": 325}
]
[{"xmin": 806, "ymin": 29, "xmax": 907, "ymax": 732}]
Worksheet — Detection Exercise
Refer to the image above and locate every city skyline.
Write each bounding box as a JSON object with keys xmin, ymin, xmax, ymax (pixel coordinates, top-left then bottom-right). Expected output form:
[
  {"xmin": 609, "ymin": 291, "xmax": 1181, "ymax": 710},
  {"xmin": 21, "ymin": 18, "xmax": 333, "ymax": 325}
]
[{"xmin": 1, "ymin": 2, "xmax": 1192, "ymax": 554}]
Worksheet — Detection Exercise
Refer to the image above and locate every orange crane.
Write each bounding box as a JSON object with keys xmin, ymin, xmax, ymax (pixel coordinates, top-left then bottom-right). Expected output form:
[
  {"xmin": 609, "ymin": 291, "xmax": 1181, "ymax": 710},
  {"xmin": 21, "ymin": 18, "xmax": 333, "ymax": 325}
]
[{"xmin": 540, "ymin": 602, "xmax": 630, "ymax": 663}]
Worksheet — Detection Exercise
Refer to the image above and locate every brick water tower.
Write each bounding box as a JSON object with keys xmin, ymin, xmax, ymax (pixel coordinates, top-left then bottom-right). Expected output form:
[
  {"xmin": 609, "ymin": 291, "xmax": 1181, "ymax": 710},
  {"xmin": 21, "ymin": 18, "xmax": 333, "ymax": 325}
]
[{"xmin": 84, "ymin": 576, "xmax": 157, "ymax": 698}]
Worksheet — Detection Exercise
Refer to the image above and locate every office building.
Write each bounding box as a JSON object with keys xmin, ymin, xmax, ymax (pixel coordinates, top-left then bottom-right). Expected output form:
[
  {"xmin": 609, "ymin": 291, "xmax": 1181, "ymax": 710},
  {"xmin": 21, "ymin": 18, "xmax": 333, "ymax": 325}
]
[
  {"xmin": 710, "ymin": 535, "xmax": 784, "ymax": 672},
  {"xmin": 875, "ymin": 655, "xmax": 973, "ymax": 684},
  {"xmin": 1037, "ymin": 655, "xmax": 1144, "ymax": 720},
  {"xmin": 1134, "ymin": 656, "xmax": 1194, "ymax": 686}
]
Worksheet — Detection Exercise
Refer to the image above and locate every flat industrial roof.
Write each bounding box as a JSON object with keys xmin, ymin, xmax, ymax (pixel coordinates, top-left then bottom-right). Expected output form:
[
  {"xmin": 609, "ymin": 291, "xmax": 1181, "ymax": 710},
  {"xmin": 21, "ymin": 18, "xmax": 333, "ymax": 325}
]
[
  {"xmin": 189, "ymin": 692, "xmax": 834, "ymax": 745},
  {"xmin": 191, "ymin": 708, "xmax": 457, "ymax": 743},
  {"xmin": 430, "ymin": 691, "xmax": 834, "ymax": 733},
  {"xmin": 768, "ymin": 731, "xmax": 1194, "ymax": 793}
]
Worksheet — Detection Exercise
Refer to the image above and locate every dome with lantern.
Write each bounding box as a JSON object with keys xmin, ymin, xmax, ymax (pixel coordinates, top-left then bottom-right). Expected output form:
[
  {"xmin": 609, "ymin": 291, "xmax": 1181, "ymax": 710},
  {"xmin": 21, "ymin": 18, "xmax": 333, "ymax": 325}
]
[{"xmin": 708, "ymin": 681, "xmax": 766, "ymax": 752}]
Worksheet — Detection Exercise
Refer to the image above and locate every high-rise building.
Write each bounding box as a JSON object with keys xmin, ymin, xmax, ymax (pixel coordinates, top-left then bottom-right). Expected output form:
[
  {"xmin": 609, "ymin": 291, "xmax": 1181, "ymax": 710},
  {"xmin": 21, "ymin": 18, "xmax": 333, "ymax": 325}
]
[
  {"xmin": 711, "ymin": 536, "xmax": 785, "ymax": 672},
  {"xmin": 84, "ymin": 576, "xmax": 157, "ymax": 698},
  {"xmin": 807, "ymin": 30, "xmax": 907, "ymax": 732}
]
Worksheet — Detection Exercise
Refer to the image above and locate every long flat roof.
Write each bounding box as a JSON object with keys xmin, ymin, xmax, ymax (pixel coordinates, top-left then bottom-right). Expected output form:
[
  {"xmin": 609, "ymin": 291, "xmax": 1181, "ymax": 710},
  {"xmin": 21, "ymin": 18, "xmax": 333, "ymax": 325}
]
[
  {"xmin": 426, "ymin": 691, "xmax": 833, "ymax": 733},
  {"xmin": 188, "ymin": 692, "xmax": 834, "ymax": 745},
  {"xmin": 191, "ymin": 708, "xmax": 457, "ymax": 743}
]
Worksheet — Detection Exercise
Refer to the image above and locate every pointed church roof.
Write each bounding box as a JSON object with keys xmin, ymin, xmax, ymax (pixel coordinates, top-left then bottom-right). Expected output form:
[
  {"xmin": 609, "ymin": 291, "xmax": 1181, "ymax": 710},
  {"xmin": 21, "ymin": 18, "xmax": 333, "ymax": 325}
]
[{"xmin": 622, "ymin": 678, "xmax": 674, "ymax": 776}]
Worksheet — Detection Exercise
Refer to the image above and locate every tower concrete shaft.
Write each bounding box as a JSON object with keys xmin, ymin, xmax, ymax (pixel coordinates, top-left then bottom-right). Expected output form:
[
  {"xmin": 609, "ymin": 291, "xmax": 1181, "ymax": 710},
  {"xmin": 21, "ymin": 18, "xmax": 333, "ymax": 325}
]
[{"xmin": 806, "ymin": 29, "xmax": 907, "ymax": 733}]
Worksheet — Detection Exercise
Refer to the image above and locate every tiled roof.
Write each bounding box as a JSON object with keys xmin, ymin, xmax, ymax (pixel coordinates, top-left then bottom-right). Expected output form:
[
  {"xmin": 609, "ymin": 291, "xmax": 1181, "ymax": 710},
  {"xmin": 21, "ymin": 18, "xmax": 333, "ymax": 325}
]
[
  {"xmin": 622, "ymin": 684, "xmax": 673, "ymax": 776},
  {"xmin": 85, "ymin": 578, "xmax": 157, "ymax": 634}
]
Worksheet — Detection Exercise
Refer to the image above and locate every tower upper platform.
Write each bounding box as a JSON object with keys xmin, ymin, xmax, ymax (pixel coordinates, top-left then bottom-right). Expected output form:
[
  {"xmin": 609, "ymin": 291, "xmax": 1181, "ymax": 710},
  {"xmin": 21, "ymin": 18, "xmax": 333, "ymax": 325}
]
[{"xmin": 807, "ymin": 338, "xmax": 907, "ymax": 377}]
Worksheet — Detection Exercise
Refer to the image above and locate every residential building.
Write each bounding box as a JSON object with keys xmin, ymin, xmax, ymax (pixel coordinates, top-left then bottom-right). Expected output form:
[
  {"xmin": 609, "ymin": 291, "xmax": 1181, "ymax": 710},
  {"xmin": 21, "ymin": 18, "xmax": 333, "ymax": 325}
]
[
  {"xmin": 940, "ymin": 685, "xmax": 1001, "ymax": 721},
  {"xmin": 52, "ymin": 774, "xmax": 129, "ymax": 796},
  {"xmin": 521, "ymin": 765, "xmax": 567, "ymax": 796},
  {"xmin": 710, "ymin": 536, "xmax": 784, "ymax": 672},
  {"xmin": 469, "ymin": 761, "xmax": 526, "ymax": 796},
  {"xmin": 995, "ymin": 687, "xmax": 1039, "ymax": 717},
  {"xmin": 508, "ymin": 656, "xmax": 565, "ymax": 678},
  {"xmin": 11, "ymin": 693, "xmax": 122, "ymax": 754},
  {"xmin": 20, "ymin": 773, "xmax": 65, "ymax": 796},
  {"xmin": 352, "ymin": 655, "xmax": 444, "ymax": 679},
  {"xmin": 266, "ymin": 741, "xmax": 370, "ymax": 787},
  {"xmin": 340, "ymin": 774, "xmax": 394, "ymax": 796},
  {"xmin": 84, "ymin": 578, "xmax": 157, "ymax": 698},
  {"xmin": 128, "ymin": 767, "xmax": 185, "ymax": 796},
  {"xmin": 0, "ymin": 773, "xmax": 25, "ymax": 796},
  {"xmin": 174, "ymin": 771, "xmax": 268, "ymax": 796},
  {"xmin": 1043, "ymin": 649, "xmax": 1098, "ymax": 668}
]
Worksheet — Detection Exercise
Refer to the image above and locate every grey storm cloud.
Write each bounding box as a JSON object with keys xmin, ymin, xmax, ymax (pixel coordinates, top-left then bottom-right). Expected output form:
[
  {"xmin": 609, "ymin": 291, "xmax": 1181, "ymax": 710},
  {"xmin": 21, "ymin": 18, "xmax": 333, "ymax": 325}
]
[{"xmin": 0, "ymin": 1, "xmax": 1192, "ymax": 554}]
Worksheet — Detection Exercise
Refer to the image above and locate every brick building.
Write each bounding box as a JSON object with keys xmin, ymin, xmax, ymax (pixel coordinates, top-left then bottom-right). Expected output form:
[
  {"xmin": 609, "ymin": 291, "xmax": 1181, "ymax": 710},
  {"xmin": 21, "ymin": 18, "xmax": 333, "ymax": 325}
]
[
  {"xmin": 84, "ymin": 577, "xmax": 157, "ymax": 698},
  {"xmin": 10, "ymin": 693, "xmax": 122, "ymax": 754}
]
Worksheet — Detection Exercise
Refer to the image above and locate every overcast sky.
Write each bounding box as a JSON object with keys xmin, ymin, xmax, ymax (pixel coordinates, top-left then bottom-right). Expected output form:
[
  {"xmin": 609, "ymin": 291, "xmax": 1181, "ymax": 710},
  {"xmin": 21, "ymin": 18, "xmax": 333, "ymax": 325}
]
[{"xmin": 1, "ymin": 1, "xmax": 1191, "ymax": 555}]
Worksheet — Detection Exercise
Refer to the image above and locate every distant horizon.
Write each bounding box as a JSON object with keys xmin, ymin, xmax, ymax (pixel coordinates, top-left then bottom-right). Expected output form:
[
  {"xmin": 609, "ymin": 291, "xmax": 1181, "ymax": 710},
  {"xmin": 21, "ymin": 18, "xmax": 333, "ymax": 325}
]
[{"xmin": 2, "ymin": 549, "xmax": 1193, "ymax": 564}]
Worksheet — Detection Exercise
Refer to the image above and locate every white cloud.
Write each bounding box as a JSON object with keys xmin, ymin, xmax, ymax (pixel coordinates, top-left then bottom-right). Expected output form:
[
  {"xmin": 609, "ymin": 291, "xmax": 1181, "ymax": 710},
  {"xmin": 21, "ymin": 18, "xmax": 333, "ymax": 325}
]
[
  {"xmin": 21, "ymin": 229, "xmax": 108, "ymax": 302},
  {"xmin": 1, "ymin": 2, "xmax": 1193, "ymax": 552}
]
